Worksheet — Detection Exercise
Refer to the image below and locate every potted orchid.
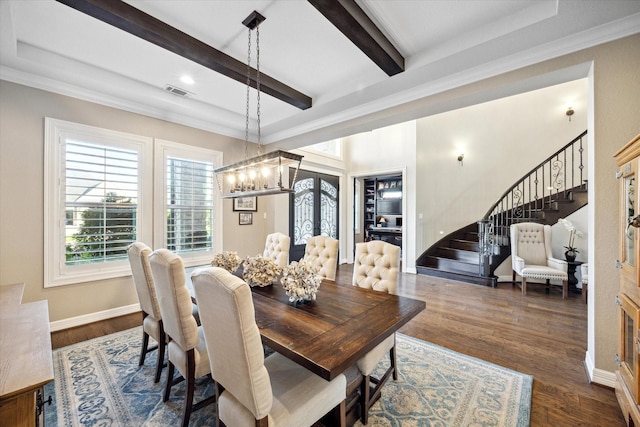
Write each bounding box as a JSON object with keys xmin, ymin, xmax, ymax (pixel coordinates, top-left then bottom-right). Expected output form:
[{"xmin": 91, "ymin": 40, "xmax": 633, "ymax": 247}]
[
  {"xmin": 281, "ymin": 260, "xmax": 322, "ymax": 304},
  {"xmin": 557, "ymin": 218, "xmax": 584, "ymax": 261},
  {"xmin": 243, "ymin": 255, "xmax": 282, "ymax": 287}
]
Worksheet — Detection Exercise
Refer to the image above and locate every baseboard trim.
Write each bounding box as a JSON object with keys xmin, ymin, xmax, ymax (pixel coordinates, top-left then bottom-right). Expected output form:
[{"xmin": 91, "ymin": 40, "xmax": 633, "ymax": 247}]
[
  {"xmin": 50, "ymin": 303, "xmax": 141, "ymax": 332},
  {"xmin": 585, "ymin": 349, "xmax": 616, "ymax": 387}
]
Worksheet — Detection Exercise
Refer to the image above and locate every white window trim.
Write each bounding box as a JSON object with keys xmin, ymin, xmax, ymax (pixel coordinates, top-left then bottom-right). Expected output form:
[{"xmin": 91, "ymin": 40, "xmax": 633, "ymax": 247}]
[
  {"xmin": 153, "ymin": 139, "xmax": 223, "ymax": 267},
  {"xmin": 44, "ymin": 118, "xmax": 153, "ymax": 287}
]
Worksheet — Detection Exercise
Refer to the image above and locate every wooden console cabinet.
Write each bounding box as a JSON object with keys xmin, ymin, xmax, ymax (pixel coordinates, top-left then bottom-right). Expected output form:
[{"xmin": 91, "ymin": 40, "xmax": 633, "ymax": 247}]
[
  {"xmin": 0, "ymin": 283, "xmax": 54, "ymax": 427},
  {"xmin": 615, "ymin": 133, "xmax": 640, "ymax": 426}
]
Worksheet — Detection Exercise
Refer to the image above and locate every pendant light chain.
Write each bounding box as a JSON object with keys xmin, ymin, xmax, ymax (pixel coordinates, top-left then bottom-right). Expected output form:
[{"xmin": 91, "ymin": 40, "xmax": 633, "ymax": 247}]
[
  {"xmin": 256, "ymin": 25, "xmax": 262, "ymax": 155},
  {"xmin": 244, "ymin": 23, "xmax": 263, "ymax": 159},
  {"xmin": 213, "ymin": 11, "xmax": 304, "ymax": 199},
  {"xmin": 244, "ymin": 27, "xmax": 252, "ymax": 161}
]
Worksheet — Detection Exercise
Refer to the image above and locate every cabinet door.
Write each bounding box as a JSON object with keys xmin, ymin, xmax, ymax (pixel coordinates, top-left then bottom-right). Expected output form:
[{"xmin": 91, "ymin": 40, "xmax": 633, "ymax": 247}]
[
  {"xmin": 620, "ymin": 160, "xmax": 639, "ymax": 286},
  {"xmin": 619, "ymin": 293, "xmax": 640, "ymax": 404}
]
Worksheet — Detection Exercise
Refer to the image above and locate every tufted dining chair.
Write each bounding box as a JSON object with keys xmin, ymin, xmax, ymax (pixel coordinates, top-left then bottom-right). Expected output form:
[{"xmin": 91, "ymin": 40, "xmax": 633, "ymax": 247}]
[
  {"xmin": 263, "ymin": 232, "xmax": 291, "ymax": 268},
  {"xmin": 302, "ymin": 235, "xmax": 339, "ymax": 281},
  {"xmin": 352, "ymin": 240, "xmax": 400, "ymax": 424},
  {"xmin": 148, "ymin": 249, "xmax": 215, "ymax": 427},
  {"xmin": 510, "ymin": 222, "xmax": 569, "ymax": 298},
  {"xmin": 127, "ymin": 242, "xmax": 166, "ymax": 383},
  {"xmin": 191, "ymin": 266, "xmax": 347, "ymax": 427}
]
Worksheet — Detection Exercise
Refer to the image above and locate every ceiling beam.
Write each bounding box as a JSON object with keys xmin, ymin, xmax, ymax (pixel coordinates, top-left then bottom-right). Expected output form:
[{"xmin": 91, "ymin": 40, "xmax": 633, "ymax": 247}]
[
  {"xmin": 55, "ymin": 0, "xmax": 312, "ymax": 110},
  {"xmin": 308, "ymin": 0, "xmax": 404, "ymax": 76}
]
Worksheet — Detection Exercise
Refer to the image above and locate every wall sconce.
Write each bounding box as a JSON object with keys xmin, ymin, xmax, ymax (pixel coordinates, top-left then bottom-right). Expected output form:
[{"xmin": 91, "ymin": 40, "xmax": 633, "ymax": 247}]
[
  {"xmin": 566, "ymin": 107, "xmax": 574, "ymax": 122},
  {"xmin": 457, "ymin": 154, "xmax": 464, "ymax": 166}
]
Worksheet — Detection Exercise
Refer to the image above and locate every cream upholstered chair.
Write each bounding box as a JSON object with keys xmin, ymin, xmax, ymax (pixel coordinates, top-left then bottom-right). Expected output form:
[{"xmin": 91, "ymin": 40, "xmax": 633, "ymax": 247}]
[
  {"xmin": 581, "ymin": 263, "xmax": 588, "ymax": 303},
  {"xmin": 127, "ymin": 242, "xmax": 166, "ymax": 383},
  {"xmin": 148, "ymin": 249, "xmax": 214, "ymax": 427},
  {"xmin": 302, "ymin": 235, "xmax": 339, "ymax": 281},
  {"xmin": 191, "ymin": 267, "xmax": 347, "ymax": 427},
  {"xmin": 352, "ymin": 240, "xmax": 400, "ymax": 424},
  {"xmin": 263, "ymin": 232, "xmax": 290, "ymax": 268},
  {"xmin": 510, "ymin": 222, "xmax": 569, "ymax": 298}
]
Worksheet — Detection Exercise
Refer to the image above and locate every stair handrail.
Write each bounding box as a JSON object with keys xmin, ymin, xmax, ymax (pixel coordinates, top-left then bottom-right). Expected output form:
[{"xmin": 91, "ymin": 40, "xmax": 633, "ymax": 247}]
[{"xmin": 481, "ymin": 130, "xmax": 587, "ymax": 252}]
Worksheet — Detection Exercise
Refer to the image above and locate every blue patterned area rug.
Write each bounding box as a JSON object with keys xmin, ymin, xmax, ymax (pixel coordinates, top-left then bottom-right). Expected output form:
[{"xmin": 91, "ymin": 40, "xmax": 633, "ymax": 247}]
[{"xmin": 45, "ymin": 328, "xmax": 532, "ymax": 426}]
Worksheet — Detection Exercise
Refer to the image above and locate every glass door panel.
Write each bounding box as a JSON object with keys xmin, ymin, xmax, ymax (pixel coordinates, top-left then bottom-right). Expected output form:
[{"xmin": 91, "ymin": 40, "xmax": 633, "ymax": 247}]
[
  {"xmin": 619, "ymin": 293, "xmax": 640, "ymax": 404},
  {"xmin": 289, "ymin": 170, "xmax": 339, "ymax": 262}
]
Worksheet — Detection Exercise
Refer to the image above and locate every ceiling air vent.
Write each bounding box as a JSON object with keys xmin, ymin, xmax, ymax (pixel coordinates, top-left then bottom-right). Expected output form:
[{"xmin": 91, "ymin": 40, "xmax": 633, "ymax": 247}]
[{"xmin": 164, "ymin": 84, "xmax": 191, "ymax": 97}]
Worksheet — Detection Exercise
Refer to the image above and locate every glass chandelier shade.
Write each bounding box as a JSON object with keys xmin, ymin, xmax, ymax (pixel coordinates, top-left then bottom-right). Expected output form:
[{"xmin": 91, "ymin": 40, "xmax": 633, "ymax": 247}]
[{"xmin": 214, "ymin": 149, "xmax": 302, "ymax": 198}]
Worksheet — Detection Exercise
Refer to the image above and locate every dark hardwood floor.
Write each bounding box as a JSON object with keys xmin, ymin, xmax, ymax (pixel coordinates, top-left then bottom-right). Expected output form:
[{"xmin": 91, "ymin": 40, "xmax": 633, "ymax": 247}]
[{"xmin": 51, "ymin": 263, "xmax": 625, "ymax": 427}]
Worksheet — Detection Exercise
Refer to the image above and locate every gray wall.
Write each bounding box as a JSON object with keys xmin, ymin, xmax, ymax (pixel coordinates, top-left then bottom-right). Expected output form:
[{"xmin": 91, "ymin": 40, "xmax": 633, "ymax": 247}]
[{"xmin": 0, "ymin": 81, "xmax": 264, "ymax": 322}]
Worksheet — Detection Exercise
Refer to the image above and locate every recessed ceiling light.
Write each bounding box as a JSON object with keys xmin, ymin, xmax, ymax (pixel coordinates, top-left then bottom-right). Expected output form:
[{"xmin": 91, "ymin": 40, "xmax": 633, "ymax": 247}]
[{"xmin": 180, "ymin": 75, "xmax": 194, "ymax": 85}]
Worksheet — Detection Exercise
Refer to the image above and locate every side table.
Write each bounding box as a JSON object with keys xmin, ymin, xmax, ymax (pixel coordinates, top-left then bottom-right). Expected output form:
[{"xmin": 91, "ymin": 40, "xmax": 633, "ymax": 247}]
[{"xmin": 567, "ymin": 260, "xmax": 584, "ymax": 294}]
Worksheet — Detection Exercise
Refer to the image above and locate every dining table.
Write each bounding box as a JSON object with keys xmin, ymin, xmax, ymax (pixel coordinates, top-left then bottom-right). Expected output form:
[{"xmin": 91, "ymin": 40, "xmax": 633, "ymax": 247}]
[{"xmin": 186, "ymin": 267, "xmax": 426, "ymax": 382}]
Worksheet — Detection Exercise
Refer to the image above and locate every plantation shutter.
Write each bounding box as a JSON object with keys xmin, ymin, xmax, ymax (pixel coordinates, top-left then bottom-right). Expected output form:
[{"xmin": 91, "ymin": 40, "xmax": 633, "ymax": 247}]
[
  {"xmin": 166, "ymin": 156, "xmax": 214, "ymax": 253},
  {"xmin": 65, "ymin": 140, "xmax": 138, "ymax": 265}
]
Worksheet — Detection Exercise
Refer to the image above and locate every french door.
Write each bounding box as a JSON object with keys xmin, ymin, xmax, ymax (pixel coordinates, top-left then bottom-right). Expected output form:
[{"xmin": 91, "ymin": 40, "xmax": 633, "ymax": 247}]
[{"xmin": 289, "ymin": 169, "xmax": 339, "ymax": 261}]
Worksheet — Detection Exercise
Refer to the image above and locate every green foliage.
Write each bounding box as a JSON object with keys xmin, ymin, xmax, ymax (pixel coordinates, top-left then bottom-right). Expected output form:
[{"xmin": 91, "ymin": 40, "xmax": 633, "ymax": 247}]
[{"xmin": 66, "ymin": 193, "xmax": 136, "ymax": 263}]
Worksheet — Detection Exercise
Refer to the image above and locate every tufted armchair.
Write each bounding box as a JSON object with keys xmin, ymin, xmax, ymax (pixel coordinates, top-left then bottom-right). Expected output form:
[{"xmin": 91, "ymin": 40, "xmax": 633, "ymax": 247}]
[
  {"xmin": 581, "ymin": 263, "xmax": 588, "ymax": 303},
  {"xmin": 149, "ymin": 249, "xmax": 214, "ymax": 427},
  {"xmin": 263, "ymin": 232, "xmax": 290, "ymax": 268},
  {"xmin": 510, "ymin": 222, "xmax": 568, "ymax": 298},
  {"xmin": 191, "ymin": 267, "xmax": 347, "ymax": 427},
  {"xmin": 127, "ymin": 242, "xmax": 166, "ymax": 383},
  {"xmin": 303, "ymin": 235, "xmax": 339, "ymax": 281},
  {"xmin": 352, "ymin": 240, "xmax": 400, "ymax": 424}
]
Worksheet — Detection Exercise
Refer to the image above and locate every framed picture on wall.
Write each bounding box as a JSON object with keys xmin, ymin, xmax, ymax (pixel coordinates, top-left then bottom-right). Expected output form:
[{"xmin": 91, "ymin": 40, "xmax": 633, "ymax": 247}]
[
  {"xmin": 233, "ymin": 196, "xmax": 257, "ymax": 211},
  {"xmin": 239, "ymin": 212, "xmax": 253, "ymax": 225}
]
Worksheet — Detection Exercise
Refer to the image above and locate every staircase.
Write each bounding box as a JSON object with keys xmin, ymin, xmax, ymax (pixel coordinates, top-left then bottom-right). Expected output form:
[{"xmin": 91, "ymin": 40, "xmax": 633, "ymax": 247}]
[{"xmin": 416, "ymin": 130, "xmax": 588, "ymax": 286}]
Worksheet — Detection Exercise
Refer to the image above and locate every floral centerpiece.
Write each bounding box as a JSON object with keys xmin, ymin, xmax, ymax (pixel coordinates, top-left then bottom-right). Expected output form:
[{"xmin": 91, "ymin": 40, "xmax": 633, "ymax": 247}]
[
  {"xmin": 210, "ymin": 251, "xmax": 242, "ymax": 273},
  {"xmin": 243, "ymin": 255, "xmax": 282, "ymax": 287},
  {"xmin": 557, "ymin": 218, "xmax": 583, "ymax": 260},
  {"xmin": 281, "ymin": 260, "xmax": 322, "ymax": 303}
]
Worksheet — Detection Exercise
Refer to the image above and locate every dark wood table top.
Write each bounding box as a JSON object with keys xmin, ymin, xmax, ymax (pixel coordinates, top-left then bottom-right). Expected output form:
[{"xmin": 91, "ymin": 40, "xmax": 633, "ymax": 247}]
[
  {"xmin": 250, "ymin": 280, "xmax": 425, "ymax": 381},
  {"xmin": 187, "ymin": 269, "xmax": 425, "ymax": 381}
]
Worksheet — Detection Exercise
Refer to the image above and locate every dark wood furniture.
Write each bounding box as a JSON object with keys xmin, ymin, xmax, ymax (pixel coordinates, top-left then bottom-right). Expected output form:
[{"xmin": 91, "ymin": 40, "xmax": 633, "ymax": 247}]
[
  {"xmin": 187, "ymin": 272, "xmax": 425, "ymax": 425},
  {"xmin": 368, "ymin": 226, "xmax": 402, "ymax": 247},
  {"xmin": 0, "ymin": 283, "xmax": 54, "ymax": 427},
  {"xmin": 251, "ymin": 279, "xmax": 425, "ymax": 381},
  {"xmin": 566, "ymin": 260, "xmax": 584, "ymax": 293}
]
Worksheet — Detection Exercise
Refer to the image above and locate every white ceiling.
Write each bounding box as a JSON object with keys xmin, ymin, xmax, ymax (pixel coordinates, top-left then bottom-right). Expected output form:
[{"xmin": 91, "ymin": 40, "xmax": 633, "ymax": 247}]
[{"xmin": 1, "ymin": 0, "xmax": 639, "ymax": 149}]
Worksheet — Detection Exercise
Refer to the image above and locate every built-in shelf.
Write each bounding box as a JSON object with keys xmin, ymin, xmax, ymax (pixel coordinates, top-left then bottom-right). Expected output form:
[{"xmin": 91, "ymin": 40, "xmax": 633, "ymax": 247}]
[{"xmin": 363, "ymin": 175, "xmax": 402, "ymax": 247}]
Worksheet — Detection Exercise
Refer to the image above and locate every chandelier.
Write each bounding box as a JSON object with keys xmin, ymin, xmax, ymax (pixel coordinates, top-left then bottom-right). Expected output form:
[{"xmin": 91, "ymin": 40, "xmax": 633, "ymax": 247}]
[{"xmin": 214, "ymin": 11, "xmax": 303, "ymax": 199}]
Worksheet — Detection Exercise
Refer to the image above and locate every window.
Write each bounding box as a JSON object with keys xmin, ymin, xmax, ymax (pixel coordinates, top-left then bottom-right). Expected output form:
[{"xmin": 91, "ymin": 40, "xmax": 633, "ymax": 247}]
[
  {"xmin": 45, "ymin": 118, "xmax": 152, "ymax": 287},
  {"xmin": 45, "ymin": 121, "xmax": 222, "ymax": 287},
  {"xmin": 154, "ymin": 139, "xmax": 222, "ymax": 266},
  {"xmin": 304, "ymin": 139, "xmax": 342, "ymax": 158}
]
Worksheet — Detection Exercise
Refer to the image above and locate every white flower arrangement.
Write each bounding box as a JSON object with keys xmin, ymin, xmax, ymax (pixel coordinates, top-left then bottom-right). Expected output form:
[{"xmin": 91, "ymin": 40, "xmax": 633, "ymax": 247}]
[
  {"xmin": 281, "ymin": 260, "xmax": 322, "ymax": 303},
  {"xmin": 557, "ymin": 218, "xmax": 584, "ymax": 254},
  {"xmin": 243, "ymin": 255, "xmax": 282, "ymax": 287},
  {"xmin": 210, "ymin": 251, "xmax": 242, "ymax": 273}
]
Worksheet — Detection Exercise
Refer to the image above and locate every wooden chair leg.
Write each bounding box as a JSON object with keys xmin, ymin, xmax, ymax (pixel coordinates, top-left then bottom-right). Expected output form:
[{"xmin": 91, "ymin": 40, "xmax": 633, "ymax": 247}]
[
  {"xmin": 332, "ymin": 399, "xmax": 346, "ymax": 427},
  {"xmin": 512, "ymin": 270, "xmax": 516, "ymax": 287},
  {"xmin": 154, "ymin": 326, "xmax": 166, "ymax": 383},
  {"xmin": 360, "ymin": 374, "xmax": 371, "ymax": 425},
  {"xmin": 139, "ymin": 330, "xmax": 150, "ymax": 366},
  {"xmin": 522, "ymin": 277, "xmax": 527, "ymax": 295},
  {"xmin": 390, "ymin": 345, "xmax": 398, "ymax": 381},
  {"xmin": 562, "ymin": 279, "xmax": 568, "ymax": 299},
  {"xmin": 164, "ymin": 361, "xmax": 175, "ymax": 402},
  {"xmin": 181, "ymin": 349, "xmax": 196, "ymax": 427}
]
